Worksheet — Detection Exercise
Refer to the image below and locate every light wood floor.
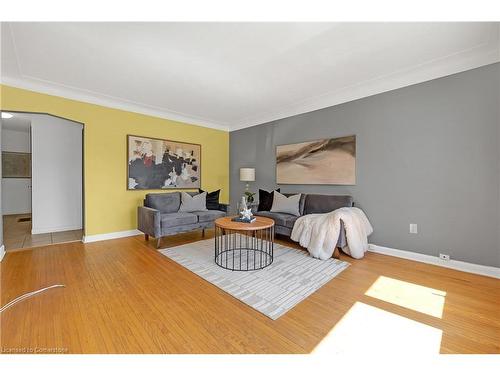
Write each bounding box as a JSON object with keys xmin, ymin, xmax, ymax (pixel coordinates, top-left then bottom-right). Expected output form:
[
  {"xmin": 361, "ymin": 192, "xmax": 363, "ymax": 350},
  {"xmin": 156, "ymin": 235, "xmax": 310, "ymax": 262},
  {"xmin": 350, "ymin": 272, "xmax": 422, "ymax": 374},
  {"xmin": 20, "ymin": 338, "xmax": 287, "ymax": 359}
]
[
  {"xmin": 1, "ymin": 230, "xmax": 499, "ymax": 354},
  {"xmin": 3, "ymin": 214, "xmax": 83, "ymax": 252}
]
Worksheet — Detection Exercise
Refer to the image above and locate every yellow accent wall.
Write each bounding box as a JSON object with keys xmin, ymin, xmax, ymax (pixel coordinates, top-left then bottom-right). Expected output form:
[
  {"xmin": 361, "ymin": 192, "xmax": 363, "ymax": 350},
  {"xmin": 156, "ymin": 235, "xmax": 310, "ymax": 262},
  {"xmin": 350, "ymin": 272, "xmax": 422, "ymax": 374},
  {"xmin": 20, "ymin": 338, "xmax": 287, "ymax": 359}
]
[{"xmin": 0, "ymin": 85, "xmax": 229, "ymax": 236}]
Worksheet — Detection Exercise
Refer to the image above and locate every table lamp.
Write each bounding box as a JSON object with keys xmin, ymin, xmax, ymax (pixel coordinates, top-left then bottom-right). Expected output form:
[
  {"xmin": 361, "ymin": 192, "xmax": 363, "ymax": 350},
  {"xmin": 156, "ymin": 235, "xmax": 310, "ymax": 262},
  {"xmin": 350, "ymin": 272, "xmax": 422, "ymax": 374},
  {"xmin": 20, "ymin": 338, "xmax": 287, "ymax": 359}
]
[{"xmin": 239, "ymin": 168, "xmax": 255, "ymax": 192}]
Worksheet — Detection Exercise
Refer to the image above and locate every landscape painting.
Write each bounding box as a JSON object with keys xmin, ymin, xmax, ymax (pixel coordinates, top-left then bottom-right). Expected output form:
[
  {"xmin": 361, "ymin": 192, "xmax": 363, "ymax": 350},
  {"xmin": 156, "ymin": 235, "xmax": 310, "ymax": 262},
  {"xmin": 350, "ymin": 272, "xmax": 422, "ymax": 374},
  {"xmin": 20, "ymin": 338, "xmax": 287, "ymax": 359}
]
[
  {"xmin": 276, "ymin": 135, "xmax": 356, "ymax": 185},
  {"xmin": 128, "ymin": 135, "xmax": 201, "ymax": 190}
]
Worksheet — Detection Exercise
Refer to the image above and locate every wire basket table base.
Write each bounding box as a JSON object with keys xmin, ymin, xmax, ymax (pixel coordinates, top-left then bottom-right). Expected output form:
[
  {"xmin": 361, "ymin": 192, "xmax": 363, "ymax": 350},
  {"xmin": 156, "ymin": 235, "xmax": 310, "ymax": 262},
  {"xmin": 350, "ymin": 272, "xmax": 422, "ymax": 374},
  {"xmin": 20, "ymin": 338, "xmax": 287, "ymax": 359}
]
[{"xmin": 214, "ymin": 225, "xmax": 274, "ymax": 271}]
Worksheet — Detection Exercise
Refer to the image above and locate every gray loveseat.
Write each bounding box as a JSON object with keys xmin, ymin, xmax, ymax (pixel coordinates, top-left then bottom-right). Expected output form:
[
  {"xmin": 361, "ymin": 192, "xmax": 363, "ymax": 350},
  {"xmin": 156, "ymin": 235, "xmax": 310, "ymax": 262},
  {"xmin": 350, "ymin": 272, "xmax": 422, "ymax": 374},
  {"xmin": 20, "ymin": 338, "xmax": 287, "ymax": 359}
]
[
  {"xmin": 138, "ymin": 192, "xmax": 228, "ymax": 248},
  {"xmin": 254, "ymin": 193, "xmax": 353, "ymax": 255}
]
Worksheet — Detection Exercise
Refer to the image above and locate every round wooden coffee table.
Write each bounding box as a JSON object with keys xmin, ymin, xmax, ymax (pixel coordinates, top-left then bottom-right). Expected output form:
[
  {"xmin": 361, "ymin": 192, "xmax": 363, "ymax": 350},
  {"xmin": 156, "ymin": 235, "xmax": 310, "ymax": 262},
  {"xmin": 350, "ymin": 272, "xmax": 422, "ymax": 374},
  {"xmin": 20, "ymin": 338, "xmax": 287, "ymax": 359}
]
[{"xmin": 214, "ymin": 216, "xmax": 275, "ymax": 271}]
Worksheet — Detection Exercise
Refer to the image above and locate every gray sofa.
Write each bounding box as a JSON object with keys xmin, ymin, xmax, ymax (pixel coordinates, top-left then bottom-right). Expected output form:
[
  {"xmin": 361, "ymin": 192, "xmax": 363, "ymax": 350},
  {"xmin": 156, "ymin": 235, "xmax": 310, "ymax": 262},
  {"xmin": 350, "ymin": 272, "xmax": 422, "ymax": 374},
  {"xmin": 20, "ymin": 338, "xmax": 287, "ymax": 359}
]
[
  {"xmin": 138, "ymin": 192, "xmax": 228, "ymax": 247},
  {"xmin": 254, "ymin": 193, "xmax": 353, "ymax": 253}
]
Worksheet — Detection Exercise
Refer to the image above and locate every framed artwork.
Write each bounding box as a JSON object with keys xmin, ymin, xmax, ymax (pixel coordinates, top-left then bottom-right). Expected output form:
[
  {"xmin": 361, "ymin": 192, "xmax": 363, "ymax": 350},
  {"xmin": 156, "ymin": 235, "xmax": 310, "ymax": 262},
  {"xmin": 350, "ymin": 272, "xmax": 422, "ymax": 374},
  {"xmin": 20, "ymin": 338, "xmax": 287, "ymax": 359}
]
[
  {"xmin": 276, "ymin": 135, "xmax": 356, "ymax": 185},
  {"xmin": 127, "ymin": 135, "xmax": 201, "ymax": 190},
  {"xmin": 2, "ymin": 152, "xmax": 31, "ymax": 178}
]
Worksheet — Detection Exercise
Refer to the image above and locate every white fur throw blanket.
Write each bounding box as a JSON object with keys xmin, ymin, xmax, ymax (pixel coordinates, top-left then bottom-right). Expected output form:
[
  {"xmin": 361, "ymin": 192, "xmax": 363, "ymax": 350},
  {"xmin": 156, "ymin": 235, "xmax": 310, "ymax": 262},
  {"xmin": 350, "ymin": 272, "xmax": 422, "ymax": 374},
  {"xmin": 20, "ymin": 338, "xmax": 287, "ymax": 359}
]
[{"xmin": 291, "ymin": 207, "xmax": 373, "ymax": 260}]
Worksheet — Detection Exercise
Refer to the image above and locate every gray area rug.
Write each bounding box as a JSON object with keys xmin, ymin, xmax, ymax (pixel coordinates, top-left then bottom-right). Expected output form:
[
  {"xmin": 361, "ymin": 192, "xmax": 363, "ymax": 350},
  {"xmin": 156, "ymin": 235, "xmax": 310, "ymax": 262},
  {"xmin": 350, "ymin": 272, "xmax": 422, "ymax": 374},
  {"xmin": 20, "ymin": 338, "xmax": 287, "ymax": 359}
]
[{"xmin": 160, "ymin": 238, "xmax": 349, "ymax": 320}]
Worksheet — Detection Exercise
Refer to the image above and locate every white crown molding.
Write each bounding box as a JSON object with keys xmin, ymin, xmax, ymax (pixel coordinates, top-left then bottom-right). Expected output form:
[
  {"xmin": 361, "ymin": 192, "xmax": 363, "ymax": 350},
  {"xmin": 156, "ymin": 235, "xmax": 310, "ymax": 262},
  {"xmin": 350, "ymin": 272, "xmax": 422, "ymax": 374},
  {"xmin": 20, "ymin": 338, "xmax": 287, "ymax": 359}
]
[
  {"xmin": 2, "ymin": 26, "xmax": 498, "ymax": 133},
  {"xmin": 83, "ymin": 229, "xmax": 142, "ymax": 243},
  {"xmin": 0, "ymin": 245, "xmax": 5, "ymax": 262},
  {"xmin": 231, "ymin": 39, "xmax": 500, "ymax": 131},
  {"xmin": 369, "ymin": 244, "xmax": 500, "ymax": 279},
  {"xmin": 0, "ymin": 76, "xmax": 230, "ymax": 132}
]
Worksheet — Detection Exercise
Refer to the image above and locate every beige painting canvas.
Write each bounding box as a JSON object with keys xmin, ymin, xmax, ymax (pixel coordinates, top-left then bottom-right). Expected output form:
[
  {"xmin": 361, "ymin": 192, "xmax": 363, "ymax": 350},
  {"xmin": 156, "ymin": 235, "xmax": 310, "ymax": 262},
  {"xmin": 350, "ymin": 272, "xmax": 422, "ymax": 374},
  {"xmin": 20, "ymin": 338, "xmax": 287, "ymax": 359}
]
[{"xmin": 276, "ymin": 135, "xmax": 356, "ymax": 185}]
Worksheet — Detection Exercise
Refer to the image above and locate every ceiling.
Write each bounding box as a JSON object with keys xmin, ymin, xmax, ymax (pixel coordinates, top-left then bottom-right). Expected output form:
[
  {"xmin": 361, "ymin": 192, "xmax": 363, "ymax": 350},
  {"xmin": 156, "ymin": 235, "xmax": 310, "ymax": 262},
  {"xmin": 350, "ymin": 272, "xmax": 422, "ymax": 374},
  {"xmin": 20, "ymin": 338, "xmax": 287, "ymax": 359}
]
[
  {"xmin": 1, "ymin": 113, "xmax": 31, "ymax": 132},
  {"xmin": 1, "ymin": 22, "xmax": 499, "ymax": 131}
]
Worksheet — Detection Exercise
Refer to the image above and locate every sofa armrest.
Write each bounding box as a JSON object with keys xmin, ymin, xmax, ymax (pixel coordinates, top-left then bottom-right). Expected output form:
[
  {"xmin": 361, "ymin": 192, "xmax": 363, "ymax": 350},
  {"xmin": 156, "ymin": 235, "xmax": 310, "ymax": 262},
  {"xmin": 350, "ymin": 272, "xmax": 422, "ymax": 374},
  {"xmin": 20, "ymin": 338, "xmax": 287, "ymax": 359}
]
[
  {"xmin": 218, "ymin": 203, "xmax": 229, "ymax": 213},
  {"xmin": 138, "ymin": 206, "xmax": 161, "ymax": 237}
]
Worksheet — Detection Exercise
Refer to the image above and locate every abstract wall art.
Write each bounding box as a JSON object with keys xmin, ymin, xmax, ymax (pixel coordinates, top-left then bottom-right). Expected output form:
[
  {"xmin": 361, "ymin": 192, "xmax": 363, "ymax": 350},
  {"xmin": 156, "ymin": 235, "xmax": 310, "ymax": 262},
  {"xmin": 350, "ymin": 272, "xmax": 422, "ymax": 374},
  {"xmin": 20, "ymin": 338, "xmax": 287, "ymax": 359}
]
[
  {"xmin": 127, "ymin": 135, "xmax": 201, "ymax": 190},
  {"xmin": 276, "ymin": 135, "xmax": 356, "ymax": 185}
]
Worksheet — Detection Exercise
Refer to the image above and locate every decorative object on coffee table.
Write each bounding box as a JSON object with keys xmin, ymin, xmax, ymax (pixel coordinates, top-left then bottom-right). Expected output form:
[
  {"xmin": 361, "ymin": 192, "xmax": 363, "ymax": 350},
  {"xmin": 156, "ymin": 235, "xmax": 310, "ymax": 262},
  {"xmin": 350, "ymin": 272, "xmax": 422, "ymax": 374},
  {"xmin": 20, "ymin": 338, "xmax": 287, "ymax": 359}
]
[
  {"xmin": 231, "ymin": 215, "xmax": 256, "ymax": 223},
  {"xmin": 232, "ymin": 206, "xmax": 255, "ymax": 223},
  {"xmin": 214, "ymin": 216, "xmax": 274, "ymax": 271},
  {"xmin": 239, "ymin": 207, "xmax": 253, "ymax": 221},
  {"xmin": 237, "ymin": 195, "xmax": 248, "ymax": 214},
  {"xmin": 247, "ymin": 202, "xmax": 259, "ymax": 214}
]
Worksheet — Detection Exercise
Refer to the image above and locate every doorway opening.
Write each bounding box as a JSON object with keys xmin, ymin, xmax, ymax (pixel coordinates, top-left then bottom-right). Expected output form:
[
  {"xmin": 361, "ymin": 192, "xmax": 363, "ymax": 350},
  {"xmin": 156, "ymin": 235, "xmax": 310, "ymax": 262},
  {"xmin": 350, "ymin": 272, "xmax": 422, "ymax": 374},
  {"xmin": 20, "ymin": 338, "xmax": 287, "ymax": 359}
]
[{"xmin": 1, "ymin": 111, "xmax": 84, "ymax": 252}]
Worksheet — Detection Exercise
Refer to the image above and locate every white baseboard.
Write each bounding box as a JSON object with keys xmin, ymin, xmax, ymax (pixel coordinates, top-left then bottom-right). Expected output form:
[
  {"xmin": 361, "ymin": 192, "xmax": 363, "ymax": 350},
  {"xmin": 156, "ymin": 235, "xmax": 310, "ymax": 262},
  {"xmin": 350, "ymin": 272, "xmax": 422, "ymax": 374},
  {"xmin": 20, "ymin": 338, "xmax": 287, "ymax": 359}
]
[
  {"xmin": 83, "ymin": 229, "xmax": 142, "ymax": 243},
  {"xmin": 368, "ymin": 244, "xmax": 500, "ymax": 279},
  {"xmin": 0, "ymin": 245, "xmax": 5, "ymax": 262},
  {"xmin": 32, "ymin": 225, "xmax": 83, "ymax": 235}
]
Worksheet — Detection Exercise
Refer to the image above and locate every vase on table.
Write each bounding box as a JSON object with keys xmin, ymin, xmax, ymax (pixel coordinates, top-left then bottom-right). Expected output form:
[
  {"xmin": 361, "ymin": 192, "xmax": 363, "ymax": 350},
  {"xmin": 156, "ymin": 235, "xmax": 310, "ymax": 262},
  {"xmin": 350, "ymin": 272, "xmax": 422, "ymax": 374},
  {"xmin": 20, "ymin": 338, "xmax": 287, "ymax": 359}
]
[{"xmin": 238, "ymin": 196, "xmax": 248, "ymax": 216}]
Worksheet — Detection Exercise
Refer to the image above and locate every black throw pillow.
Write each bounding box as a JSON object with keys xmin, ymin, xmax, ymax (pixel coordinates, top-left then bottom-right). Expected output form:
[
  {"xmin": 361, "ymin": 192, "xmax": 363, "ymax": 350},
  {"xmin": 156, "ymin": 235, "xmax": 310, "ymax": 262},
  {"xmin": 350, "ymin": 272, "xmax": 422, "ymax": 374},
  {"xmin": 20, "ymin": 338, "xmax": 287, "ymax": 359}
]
[
  {"xmin": 198, "ymin": 189, "xmax": 221, "ymax": 210},
  {"xmin": 258, "ymin": 188, "xmax": 280, "ymax": 212}
]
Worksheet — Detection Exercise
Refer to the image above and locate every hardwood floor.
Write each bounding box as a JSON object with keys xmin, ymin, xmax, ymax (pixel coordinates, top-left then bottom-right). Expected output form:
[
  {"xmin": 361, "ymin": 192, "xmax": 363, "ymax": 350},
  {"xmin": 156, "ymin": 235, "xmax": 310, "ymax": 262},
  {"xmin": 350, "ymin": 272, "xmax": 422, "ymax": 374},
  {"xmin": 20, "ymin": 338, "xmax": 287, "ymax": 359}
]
[{"xmin": 1, "ymin": 229, "xmax": 499, "ymax": 354}]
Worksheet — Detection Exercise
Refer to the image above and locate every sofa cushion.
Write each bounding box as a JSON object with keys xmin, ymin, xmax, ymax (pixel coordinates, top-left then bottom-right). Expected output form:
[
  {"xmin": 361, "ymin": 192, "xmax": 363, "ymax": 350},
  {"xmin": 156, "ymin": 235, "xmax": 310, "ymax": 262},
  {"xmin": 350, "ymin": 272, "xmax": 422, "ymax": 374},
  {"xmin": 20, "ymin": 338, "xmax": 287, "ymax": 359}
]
[
  {"xmin": 254, "ymin": 211, "xmax": 298, "ymax": 228},
  {"xmin": 179, "ymin": 191, "xmax": 208, "ymax": 212},
  {"xmin": 193, "ymin": 210, "xmax": 225, "ymax": 223},
  {"xmin": 145, "ymin": 192, "xmax": 181, "ymax": 213},
  {"xmin": 270, "ymin": 192, "xmax": 301, "ymax": 216},
  {"xmin": 304, "ymin": 194, "xmax": 353, "ymax": 215},
  {"xmin": 283, "ymin": 193, "xmax": 306, "ymax": 215},
  {"xmin": 257, "ymin": 188, "xmax": 280, "ymax": 211},
  {"xmin": 161, "ymin": 212, "xmax": 198, "ymax": 227},
  {"xmin": 198, "ymin": 189, "xmax": 221, "ymax": 210}
]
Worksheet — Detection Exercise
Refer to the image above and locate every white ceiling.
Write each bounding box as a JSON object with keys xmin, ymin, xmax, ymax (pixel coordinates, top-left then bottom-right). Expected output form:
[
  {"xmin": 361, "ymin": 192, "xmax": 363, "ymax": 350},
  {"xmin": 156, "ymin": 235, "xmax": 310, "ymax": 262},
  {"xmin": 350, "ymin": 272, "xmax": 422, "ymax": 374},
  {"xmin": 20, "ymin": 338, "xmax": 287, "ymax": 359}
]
[
  {"xmin": 1, "ymin": 113, "xmax": 31, "ymax": 132},
  {"xmin": 1, "ymin": 22, "xmax": 499, "ymax": 131}
]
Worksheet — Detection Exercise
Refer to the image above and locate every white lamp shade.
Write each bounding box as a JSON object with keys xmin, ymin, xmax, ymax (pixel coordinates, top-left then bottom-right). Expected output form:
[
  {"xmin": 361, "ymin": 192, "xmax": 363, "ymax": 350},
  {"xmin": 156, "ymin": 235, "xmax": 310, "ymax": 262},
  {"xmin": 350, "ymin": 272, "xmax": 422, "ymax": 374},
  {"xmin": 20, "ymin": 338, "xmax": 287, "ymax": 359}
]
[{"xmin": 239, "ymin": 168, "xmax": 255, "ymax": 182}]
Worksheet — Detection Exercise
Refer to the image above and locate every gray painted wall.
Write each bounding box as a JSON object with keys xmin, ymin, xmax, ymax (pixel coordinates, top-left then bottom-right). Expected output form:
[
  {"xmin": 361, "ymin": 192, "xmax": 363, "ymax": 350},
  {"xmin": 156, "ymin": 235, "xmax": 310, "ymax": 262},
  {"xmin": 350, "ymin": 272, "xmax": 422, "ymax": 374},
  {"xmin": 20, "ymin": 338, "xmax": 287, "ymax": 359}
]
[{"xmin": 230, "ymin": 63, "xmax": 500, "ymax": 268}]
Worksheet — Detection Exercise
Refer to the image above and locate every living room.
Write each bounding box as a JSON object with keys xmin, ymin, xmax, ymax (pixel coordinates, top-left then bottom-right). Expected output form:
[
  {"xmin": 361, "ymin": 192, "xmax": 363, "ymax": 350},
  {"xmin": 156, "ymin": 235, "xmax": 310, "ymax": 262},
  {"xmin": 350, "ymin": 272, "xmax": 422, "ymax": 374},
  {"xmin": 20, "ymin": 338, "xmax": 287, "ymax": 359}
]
[{"xmin": 1, "ymin": 1, "xmax": 499, "ymax": 373}]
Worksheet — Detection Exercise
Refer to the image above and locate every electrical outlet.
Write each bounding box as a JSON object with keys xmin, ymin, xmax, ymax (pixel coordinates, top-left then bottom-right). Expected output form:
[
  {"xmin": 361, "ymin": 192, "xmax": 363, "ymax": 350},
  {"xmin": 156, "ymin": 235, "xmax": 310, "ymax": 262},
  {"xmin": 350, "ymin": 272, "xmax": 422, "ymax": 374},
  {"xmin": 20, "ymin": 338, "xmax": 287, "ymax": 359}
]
[
  {"xmin": 439, "ymin": 253, "xmax": 450, "ymax": 261},
  {"xmin": 409, "ymin": 223, "xmax": 418, "ymax": 234}
]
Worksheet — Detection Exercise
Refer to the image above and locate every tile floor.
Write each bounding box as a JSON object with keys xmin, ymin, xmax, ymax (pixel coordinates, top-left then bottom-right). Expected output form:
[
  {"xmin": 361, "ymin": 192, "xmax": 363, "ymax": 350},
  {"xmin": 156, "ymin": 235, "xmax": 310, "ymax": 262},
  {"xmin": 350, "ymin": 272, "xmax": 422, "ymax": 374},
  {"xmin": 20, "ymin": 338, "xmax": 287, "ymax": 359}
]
[{"xmin": 3, "ymin": 214, "xmax": 83, "ymax": 251}]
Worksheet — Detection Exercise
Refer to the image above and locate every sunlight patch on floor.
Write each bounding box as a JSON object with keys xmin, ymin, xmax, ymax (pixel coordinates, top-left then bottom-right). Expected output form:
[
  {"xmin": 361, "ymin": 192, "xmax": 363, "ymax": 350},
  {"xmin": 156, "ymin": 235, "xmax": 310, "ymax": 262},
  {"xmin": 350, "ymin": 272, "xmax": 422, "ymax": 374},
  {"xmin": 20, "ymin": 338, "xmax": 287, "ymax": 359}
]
[
  {"xmin": 312, "ymin": 302, "xmax": 443, "ymax": 354},
  {"xmin": 365, "ymin": 276, "xmax": 447, "ymax": 318}
]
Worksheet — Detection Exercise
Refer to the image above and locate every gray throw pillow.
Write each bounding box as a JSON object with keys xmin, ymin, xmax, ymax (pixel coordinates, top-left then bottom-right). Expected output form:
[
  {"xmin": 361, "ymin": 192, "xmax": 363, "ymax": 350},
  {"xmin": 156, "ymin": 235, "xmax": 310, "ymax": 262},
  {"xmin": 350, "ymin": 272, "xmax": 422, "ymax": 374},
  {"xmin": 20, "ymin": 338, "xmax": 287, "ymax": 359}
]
[
  {"xmin": 270, "ymin": 191, "xmax": 301, "ymax": 216},
  {"xmin": 179, "ymin": 191, "xmax": 208, "ymax": 212}
]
